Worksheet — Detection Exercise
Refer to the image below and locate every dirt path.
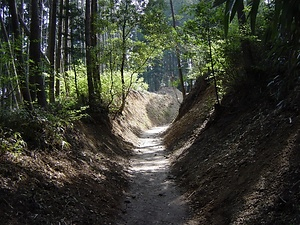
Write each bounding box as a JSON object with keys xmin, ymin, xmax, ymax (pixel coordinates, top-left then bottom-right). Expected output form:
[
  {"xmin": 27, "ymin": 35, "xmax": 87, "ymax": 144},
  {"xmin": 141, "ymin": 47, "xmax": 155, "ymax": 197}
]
[{"xmin": 117, "ymin": 126, "xmax": 191, "ymax": 225}]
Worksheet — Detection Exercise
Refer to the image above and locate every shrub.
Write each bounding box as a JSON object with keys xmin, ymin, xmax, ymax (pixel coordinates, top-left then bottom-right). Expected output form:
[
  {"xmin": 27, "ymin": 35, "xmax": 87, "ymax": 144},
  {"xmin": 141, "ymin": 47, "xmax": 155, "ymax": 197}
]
[{"xmin": 0, "ymin": 108, "xmax": 74, "ymax": 151}]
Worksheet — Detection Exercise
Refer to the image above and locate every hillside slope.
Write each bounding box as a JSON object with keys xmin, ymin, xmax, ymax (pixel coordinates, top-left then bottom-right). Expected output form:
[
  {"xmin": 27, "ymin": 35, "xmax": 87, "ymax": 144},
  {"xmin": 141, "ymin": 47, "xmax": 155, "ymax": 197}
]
[{"xmin": 165, "ymin": 79, "xmax": 300, "ymax": 224}]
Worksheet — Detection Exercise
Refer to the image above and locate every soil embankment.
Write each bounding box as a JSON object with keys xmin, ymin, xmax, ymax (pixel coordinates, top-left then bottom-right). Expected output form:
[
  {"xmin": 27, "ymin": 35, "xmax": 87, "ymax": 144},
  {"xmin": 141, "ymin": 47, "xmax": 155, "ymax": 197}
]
[
  {"xmin": 165, "ymin": 80, "xmax": 300, "ymax": 224},
  {"xmin": 0, "ymin": 116, "xmax": 130, "ymax": 224}
]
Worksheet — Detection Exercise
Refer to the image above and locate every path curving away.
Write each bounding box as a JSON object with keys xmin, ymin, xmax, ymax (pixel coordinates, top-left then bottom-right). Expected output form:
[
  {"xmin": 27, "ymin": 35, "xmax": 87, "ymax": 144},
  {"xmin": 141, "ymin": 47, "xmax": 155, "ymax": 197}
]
[{"xmin": 117, "ymin": 126, "xmax": 192, "ymax": 225}]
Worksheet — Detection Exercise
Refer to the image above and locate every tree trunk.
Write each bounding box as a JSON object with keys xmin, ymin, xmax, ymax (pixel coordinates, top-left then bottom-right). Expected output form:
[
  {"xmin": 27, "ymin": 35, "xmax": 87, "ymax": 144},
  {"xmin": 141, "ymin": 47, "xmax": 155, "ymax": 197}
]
[
  {"xmin": 85, "ymin": 0, "xmax": 96, "ymax": 109},
  {"xmin": 169, "ymin": 0, "xmax": 186, "ymax": 97},
  {"xmin": 208, "ymin": 28, "xmax": 220, "ymax": 105},
  {"xmin": 63, "ymin": 0, "xmax": 70, "ymax": 96},
  {"xmin": 91, "ymin": 0, "xmax": 101, "ymax": 101},
  {"xmin": 48, "ymin": 0, "xmax": 58, "ymax": 103},
  {"xmin": 55, "ymin": 0, "xmax": 64, "ymax": 98},
  {"xmin": 29, "ymin": 0, "xmax": 47, "ymax": 108},
  {"xmin": 7, "ymin": 0, "xmax": 33, "ymax": 109},
  {"xmin": 70, "ymin": 24, "xmax": 80, "ymax": 102},
  {"xmin": 120, "ymin": 8, "xmax": 127, "ymax": 113},
  {"xmin": 119, "ymin": 1, "xmax": 128, "ymax": 113}
]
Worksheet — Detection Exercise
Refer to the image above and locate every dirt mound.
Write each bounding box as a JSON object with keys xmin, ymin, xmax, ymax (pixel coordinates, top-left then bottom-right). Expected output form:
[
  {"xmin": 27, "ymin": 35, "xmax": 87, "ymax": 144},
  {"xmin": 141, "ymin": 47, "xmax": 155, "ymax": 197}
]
[{"xmin": 165, "ymin": 83, "xmax": 300, "ymax": 224}]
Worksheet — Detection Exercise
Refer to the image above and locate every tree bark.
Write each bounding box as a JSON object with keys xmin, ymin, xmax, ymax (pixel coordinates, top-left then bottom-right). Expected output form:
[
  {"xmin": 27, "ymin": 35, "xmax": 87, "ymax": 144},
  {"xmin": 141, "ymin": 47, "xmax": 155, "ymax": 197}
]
[
  {"xmin": 55, "ymin": 0, "xmax": 64, "ymax": 98},
  {"xmin": 63, "ymin": 0, "xmax": 70, "ymax": 96},
  {"xmin": 85, "ymin": 0, "xmax": 96, "ymax": 109},
  {"xmin": 7, "ymin": 0, "xmax": 33, "ymax": 109},
  {"xmin": 169, "ymin": 0, "xmax": 186, "ymax": 97},
  {"xmin": 120, "ymin": 2, "xmax": 128, "ymax": 113},
  {"xmin": 48, "ymin": 0, "xmax": 58, "ymax": 103},
  {"xmin": 29, "ymin": 0, "xmax": 47, "ymax": 108},
  {"xmin": 91, "ymin": 0, "xmax": 101, "ymax": 101}
]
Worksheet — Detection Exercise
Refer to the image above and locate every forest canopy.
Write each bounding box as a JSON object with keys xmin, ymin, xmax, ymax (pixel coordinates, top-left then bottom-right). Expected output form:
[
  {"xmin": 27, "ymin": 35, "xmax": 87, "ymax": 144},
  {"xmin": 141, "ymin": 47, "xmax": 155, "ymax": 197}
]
[{"xmin": 0, "ymin": 0, "xmax": 299, "ymax": 150}]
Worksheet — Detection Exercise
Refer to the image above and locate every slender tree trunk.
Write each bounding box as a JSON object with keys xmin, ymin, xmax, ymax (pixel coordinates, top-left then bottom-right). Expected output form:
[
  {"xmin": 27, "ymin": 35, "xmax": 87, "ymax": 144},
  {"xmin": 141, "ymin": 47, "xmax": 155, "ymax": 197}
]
[
  {"xmin": 29, "ymin": 0, "xmax": 47, "ymax": 108},
  {"xmin": 169, "ymin": 0, "xmax": 186, "ymax": 97},
  {"xmin": 55, "ymin": 0, "xmax": 64, "ymax": 98},
  {"xmin": 48, "ymin": 0, "xmax": 58, "ymax": 103},
  {"xmin": 120, "ymin": 7, "xmax": 127, "ymax": 113},
  {"xmin": 85, "ymin": 0, "xmax": 96, "ymax": 109},
  {"xmin": 63, "ymin": 0, "xmax": 70, "ymax": 96},
  {"xmin": 7, "ymin": 0, "xmax": 33, "ymax": 109},
  {"xmin": 17, "ymin": 14, "xmax": 50, "ymax": 65},
  {"xmin": 0, "ymin": 15, "xmax": 21, "ymax": 110},
  {"xmin": 91, "ymin": 0, "xmax": 101, "ymax": 101},
  {"xmin": 208, "ymin": 28, "xmax": 220, "ymax": 105}
]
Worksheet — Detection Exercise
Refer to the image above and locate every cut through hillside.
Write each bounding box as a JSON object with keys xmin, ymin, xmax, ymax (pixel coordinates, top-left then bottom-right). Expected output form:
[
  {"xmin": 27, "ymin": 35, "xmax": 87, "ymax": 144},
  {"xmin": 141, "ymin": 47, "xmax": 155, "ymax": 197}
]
[
  {"xmin": 0, "ymin": 87, "xmax": 183, "ymax": 225},
  {"xmin": 165, "ymin": 79, "xmax": 300, "ymax": 224}
]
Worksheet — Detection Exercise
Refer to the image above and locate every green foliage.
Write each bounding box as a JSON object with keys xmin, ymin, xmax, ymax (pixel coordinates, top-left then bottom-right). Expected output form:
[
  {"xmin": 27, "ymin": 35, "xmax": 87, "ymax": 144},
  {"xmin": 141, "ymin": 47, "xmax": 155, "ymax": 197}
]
[
  {"xmin": 97, "ymin": 0, "xmax": 170, "ymax": 94},
  {"xmin": 0, "ymin": 128, "xmax": 26, "ymax": 154},
  {"xmin": 55, "ymin": 60, "xmax": 149, "ymax": 112},
  {"xmin": 213, "ymin": 0, "xmax": 299, "ymax": 78},
  {"xmin": 0, "ymin": 107, "xmax": 78, "ymax": 151},
  {"xmin": 264, "ymin": 0, "xmax": 300, "ymax": 83},
  {"xmin": 182, "ymin": 1, "xmax": 226, "ymax": 93},
  {"xmin": 65, "ymin": 63, "xmax": 89, "ymax": 107}
]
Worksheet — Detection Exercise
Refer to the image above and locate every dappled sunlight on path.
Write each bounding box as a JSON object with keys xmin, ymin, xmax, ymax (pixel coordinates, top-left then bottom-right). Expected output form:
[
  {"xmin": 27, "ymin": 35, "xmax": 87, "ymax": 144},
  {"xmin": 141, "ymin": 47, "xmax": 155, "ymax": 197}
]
[{"xmin": 117, "ymin": 126, "xmax": 193, "ymax": 225}]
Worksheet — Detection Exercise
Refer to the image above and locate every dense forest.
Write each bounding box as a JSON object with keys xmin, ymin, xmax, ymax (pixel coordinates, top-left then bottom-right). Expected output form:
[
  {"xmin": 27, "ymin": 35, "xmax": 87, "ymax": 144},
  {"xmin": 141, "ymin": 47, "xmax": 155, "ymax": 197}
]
[{"xmin": 1, "ymin": 0, "xmax": 299, "ymax": 110}]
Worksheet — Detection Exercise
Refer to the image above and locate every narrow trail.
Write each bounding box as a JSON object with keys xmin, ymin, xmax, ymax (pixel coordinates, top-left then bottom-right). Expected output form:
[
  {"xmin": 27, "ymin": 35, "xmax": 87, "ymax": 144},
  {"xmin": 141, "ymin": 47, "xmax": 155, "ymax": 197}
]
[{"xmin": 117, "ymin": 126, "xmax": 191, "ymax": 225}]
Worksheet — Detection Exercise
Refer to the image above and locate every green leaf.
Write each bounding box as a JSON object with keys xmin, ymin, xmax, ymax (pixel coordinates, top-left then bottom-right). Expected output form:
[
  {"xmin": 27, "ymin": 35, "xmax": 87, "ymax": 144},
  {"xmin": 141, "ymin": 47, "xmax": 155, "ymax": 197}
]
[
  {"xmin": 224, "ymin": 0, "xmax": 231, "ymax": 37},
  {"xmin": 250, "ymin": 0, "xmax": 260, "ymax": 34},
  {"xmin": 224, "ymin": 0, "xmax": 236, "ymax": 36},
  {"xmin": 230, "ymin": 0, "xmax": 240, "ymax": 22},
  {"xmin": 213, "ymin": 0, "xmax": 227, "ymax": 7}
]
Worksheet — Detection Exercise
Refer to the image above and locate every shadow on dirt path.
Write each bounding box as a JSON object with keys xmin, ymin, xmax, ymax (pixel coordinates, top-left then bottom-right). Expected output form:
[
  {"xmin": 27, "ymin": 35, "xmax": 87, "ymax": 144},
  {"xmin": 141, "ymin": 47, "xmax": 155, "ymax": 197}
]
[{"xmin": 117, "ymin": 126, "xmax": 192, "ymax": 225}]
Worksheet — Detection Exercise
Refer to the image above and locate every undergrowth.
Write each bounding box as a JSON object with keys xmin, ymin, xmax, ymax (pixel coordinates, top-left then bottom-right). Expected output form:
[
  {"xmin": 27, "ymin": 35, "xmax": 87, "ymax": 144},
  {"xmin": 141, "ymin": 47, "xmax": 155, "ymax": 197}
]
[{"xmin": 0, "ymin": 105, "xmax": 88, "ymax": 153}]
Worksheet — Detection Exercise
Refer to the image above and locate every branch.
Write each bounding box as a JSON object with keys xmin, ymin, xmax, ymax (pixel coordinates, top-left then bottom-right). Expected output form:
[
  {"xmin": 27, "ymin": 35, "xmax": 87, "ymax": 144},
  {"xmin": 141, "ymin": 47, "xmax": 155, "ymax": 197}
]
[{"xmin": 125, "ymin": 48, "xmax": 156, "ymax": 98}]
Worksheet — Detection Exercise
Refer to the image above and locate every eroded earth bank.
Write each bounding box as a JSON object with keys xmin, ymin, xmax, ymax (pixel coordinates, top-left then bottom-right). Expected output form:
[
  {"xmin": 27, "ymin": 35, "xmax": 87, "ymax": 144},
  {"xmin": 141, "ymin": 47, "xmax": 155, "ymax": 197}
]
[{"xmin": 165, "ymin": 78, "xmax": 300, "ymax": 224}]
